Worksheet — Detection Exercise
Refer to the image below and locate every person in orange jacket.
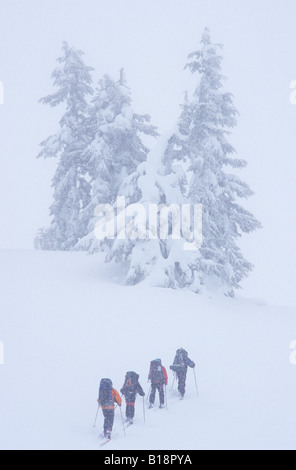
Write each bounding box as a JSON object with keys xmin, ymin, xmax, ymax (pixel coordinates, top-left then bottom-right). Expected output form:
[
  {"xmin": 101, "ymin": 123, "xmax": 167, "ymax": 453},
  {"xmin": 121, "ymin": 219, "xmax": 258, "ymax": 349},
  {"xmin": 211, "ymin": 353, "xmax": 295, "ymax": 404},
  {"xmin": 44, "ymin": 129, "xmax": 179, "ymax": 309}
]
[
  {"xmin": 148, "ymin": 359, "xmax": 168, "ymax": 409},
  {"xmin": 98, "ymin": 378, "xmax": 122, "ymax": 439}
]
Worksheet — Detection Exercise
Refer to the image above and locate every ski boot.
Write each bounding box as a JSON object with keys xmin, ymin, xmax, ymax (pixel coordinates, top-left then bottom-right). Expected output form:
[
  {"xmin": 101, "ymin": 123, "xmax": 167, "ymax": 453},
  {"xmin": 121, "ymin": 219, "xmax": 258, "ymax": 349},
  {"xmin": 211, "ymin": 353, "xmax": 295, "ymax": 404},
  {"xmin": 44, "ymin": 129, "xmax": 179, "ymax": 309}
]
[{"xmin": 104, "ymin": 429, "xmax": 111, "ymax": 440}]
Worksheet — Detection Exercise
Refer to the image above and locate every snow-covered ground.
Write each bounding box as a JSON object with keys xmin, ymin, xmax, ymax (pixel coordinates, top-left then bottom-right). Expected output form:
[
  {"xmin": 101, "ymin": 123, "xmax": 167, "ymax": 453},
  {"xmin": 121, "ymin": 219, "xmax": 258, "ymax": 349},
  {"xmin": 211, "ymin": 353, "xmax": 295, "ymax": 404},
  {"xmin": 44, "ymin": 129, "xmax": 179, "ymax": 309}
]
[{"xmin": 0, "ymin": 249, "xmax": 295, "ymax": 450}]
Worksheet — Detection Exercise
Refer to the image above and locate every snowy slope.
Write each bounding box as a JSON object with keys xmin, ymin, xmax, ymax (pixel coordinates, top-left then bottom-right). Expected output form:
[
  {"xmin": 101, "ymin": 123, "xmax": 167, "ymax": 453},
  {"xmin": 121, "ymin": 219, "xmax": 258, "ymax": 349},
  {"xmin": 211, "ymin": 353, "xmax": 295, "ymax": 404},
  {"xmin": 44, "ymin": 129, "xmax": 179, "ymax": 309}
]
[{"xmin": 0, "ymin": 250, "xmax": 296, "ymax": 450}]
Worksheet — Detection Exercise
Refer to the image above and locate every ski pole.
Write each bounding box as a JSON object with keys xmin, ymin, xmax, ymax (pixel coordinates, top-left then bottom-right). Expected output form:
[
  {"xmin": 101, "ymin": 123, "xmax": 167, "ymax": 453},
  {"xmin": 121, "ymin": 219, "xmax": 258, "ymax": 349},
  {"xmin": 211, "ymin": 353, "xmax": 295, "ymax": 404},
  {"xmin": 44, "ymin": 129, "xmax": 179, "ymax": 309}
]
[
  {"xmin": 93, "ymin": 403, "xmax": 100, "ymax": 428},
  {"xmin": 142, "ymin": 396, "xmax": 146, "ymax": 423},
  {"xmin": 193, "ymin": 368, "xmax": 199, "ymax": 397},
  {"xmin": 119, "ymin": 406, "xmax": 126, "ymax": 437},
  {"xmin": 165, "ymin": 385, "xmax": 168, "ymax": 411},
  {"xmin": 171, "ymin": 373, "xmax": 176, "ymax": 390},
  {"xmin": 147, "ymin": 385, "xmax": 151, "ymax": 404}
]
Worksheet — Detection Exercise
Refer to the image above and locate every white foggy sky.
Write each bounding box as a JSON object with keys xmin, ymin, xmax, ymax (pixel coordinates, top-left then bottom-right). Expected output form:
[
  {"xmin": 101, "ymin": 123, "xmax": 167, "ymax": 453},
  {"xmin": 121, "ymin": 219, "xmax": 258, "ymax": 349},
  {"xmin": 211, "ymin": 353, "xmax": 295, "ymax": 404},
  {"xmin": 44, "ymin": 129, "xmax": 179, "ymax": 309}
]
[{"xmin": 0, "ymin": 0, "xmax": 296, "ymax": 306}]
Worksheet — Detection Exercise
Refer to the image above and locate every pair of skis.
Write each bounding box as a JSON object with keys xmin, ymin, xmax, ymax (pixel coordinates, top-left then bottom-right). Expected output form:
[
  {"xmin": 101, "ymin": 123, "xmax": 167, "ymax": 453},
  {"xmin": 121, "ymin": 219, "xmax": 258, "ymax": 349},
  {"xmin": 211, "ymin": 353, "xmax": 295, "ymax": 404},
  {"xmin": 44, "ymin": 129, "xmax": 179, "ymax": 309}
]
[
  {"xmin": 100, "ymin": 437, "xmax": 111, "ymax": 447},
  {"xmin": 95, "ymin": 404, "xmax": 126, "ymax": 447},
  {"xmin": 100, "ymin": 423, "xmax": 133, "ymax": 447}
]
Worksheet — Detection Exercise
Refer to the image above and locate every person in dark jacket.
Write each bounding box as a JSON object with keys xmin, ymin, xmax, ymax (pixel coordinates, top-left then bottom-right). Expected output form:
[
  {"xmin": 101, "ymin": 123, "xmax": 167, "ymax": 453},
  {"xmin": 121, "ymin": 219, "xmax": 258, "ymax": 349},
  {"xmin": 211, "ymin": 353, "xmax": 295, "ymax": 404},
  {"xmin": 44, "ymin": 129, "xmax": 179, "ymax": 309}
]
[
  {"xmin": 170, "ymin": 348, "xmax": 195, "ymax": 399},
  {"xmin": 120, "ymin": 371, "xmax": 145, "ymax": 425},
  {"xmin": 97, "ymin": 379, "xmax": 122, "ymax": 439},
  {"xmin": 148, "ymin": 359, "xmax": 168, "ymax": 409}
]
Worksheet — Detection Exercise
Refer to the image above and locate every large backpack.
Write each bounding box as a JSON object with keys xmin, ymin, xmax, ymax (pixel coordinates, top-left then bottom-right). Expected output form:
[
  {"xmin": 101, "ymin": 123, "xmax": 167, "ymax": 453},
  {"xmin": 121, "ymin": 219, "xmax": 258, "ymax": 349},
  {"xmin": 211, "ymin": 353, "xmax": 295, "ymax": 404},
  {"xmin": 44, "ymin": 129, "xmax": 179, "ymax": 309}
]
[
  {"xmin": 99, "ymin": 378, "xmax": 113, "ymax": 407},
  {"xmin": 123, "ymin": 371, "xmax": 139, "ymax": 390},
  {"xmin": 174, "ymin": 348, "xmax": 188, "ymax": 366},
  {"xmin": 150, "ymin": 359, "xmax": 164, "ymax": 383}
]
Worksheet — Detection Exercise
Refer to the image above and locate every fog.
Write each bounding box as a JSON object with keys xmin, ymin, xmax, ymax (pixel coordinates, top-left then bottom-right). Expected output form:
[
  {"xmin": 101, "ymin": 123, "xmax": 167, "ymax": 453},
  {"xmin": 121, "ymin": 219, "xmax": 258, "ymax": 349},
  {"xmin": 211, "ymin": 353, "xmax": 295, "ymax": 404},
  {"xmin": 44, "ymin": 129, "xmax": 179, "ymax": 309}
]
[{"xmin": 0, "ymin": 0, "xmax": 296, "ymax": 305}]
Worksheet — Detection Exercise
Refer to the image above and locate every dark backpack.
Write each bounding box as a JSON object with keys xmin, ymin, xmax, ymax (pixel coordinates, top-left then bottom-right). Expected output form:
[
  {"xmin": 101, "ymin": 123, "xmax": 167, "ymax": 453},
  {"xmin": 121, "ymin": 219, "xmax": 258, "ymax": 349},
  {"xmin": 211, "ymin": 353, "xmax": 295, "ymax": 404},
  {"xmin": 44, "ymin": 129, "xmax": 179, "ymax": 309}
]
[
  {"xmin": 150, "ymin": 359, "xmax": 164, "ymax": 383},
  {"xmin": 99, "ymin": 378, "xmax": 113, "ymax": 407},
  {"xmin": 123, "ymin": 371, "xmax": 139, "ymax": 390},
  {"xmin": 174, "ymin": 348, "xmax": 188, "ymax": 366}
]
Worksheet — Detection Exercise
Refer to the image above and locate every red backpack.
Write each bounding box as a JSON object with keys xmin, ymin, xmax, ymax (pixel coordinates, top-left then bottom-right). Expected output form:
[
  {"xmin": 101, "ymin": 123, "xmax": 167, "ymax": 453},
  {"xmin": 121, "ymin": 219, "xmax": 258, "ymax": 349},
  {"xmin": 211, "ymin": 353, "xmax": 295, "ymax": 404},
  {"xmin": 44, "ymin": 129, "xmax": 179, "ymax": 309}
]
[{"xmin": 123, "ymin": 371, "xmax": 139, "ymax": 390}]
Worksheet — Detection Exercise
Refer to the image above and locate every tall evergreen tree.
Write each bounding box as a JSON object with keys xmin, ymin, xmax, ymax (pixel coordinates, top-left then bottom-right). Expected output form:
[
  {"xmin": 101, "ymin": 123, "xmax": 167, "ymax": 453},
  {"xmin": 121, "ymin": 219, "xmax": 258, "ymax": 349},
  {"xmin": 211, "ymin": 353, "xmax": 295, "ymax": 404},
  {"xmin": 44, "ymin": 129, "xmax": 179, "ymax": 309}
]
[
  {"xmin": 185, "ymin": 28, "xmax": 262, "ymax": 294},
  {"xmin": 77, "ymin": 70, "xmax": 158, "ymax": 253},
  {"xmin": 35, "ymin": 42, "xmax": 94, "ymax": 251},
  {"xmin": 105, "ymin": 29, "xmax": 261, "ymax": 295}
]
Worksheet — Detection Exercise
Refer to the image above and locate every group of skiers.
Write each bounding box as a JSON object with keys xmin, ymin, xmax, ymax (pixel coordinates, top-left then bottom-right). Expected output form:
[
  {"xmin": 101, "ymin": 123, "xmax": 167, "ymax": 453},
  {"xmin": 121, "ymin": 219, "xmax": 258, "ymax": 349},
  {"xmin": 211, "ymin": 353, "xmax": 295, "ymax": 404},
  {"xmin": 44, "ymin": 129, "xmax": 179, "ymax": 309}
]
[{"xmin": 97, "ymin": 348, "xmax": 196, "ymax": 440}]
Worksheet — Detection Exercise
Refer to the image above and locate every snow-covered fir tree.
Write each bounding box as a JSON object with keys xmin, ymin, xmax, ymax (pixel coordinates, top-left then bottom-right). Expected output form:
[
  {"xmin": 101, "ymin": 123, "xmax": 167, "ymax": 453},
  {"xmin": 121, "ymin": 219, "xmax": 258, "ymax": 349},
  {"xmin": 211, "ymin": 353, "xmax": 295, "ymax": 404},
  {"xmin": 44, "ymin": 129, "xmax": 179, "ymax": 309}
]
[
  {"xmin": 35, "ymin": 42, "xmax": 94, "ymax": 251},
  {"xmin": 184, "ymin": 28, "xmax": 262, "ymax": 294},
  {"xmin": 105, "ymin": 28, "xmax": 261, "ymax": 295},
  {"xmin": 77, "ymin": 69, "xmax": 158, "ymax": 253},
  {"xmin": 105, "ymin": 129, "xmax": 194, "ymax": 288}
]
